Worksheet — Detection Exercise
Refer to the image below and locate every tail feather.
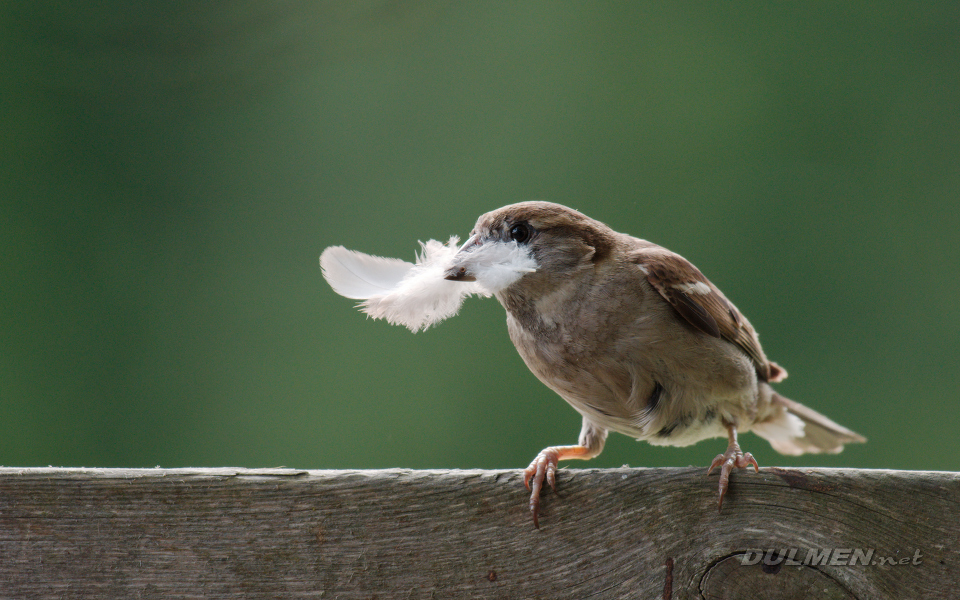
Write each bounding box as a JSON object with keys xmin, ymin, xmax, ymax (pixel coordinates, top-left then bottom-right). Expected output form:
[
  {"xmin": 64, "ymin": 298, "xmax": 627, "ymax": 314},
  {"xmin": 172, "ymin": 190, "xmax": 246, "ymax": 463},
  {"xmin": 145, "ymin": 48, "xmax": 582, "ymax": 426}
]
[{"xmin": 753, "ymin": 391, "xmax": 866, "ymax": 456}]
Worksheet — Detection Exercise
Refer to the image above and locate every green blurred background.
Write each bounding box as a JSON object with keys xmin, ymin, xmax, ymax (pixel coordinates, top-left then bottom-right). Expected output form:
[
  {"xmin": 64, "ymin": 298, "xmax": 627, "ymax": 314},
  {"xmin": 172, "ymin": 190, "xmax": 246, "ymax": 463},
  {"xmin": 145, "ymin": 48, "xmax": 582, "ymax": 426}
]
[{"xmin": 2, "ymin": 2, "xmax": 958, "ymax": 472}]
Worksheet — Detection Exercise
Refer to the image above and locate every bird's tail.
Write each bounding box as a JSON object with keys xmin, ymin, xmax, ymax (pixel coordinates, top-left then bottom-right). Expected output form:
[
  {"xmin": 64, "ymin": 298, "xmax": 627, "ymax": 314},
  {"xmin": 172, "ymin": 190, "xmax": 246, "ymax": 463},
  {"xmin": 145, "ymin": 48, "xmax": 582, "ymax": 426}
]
[{"xmin": 752, "ymin": 390, "xmax": 866, "ymax": 456}]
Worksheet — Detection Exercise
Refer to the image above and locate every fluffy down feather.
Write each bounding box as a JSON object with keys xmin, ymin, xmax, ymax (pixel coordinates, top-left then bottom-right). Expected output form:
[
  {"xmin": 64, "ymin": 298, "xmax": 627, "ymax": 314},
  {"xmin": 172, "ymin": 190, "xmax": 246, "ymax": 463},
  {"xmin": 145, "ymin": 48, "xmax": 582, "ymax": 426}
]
[{"xmin": 320, "ymin": 236, "xmax": 537, "ymax": 332}]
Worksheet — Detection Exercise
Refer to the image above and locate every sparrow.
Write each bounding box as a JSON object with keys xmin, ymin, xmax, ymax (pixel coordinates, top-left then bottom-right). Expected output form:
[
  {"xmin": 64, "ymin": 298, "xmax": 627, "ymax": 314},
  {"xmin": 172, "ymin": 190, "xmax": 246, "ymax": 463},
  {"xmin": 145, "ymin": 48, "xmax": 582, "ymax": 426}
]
[
  {"xmin": 321, "ymin": 201, "xmax": 865, "ymax": 527},
  {"xmin": 444, "ymin": 202, "xmax": 865, "ymax": 525}
]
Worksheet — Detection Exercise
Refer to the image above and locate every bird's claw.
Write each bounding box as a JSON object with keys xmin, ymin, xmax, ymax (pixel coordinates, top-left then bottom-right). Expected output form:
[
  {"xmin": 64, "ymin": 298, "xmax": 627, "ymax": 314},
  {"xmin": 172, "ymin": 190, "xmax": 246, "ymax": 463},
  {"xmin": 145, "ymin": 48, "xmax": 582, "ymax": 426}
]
[
  {"xmin": 523, "ymin": 449, "xmax": 561, "ymax": 528},
  {"xmin": 707, "ymin": 445, "xmax": 758, "ymax": 511}
]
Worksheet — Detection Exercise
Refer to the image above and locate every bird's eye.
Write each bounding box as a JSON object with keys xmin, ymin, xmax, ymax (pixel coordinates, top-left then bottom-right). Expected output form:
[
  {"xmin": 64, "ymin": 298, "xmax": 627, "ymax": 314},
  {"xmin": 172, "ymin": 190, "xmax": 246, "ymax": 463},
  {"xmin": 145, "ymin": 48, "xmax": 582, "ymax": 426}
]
[{"xmin": 509, "ymin": 222, "xmax": 532, "ymax": 244}]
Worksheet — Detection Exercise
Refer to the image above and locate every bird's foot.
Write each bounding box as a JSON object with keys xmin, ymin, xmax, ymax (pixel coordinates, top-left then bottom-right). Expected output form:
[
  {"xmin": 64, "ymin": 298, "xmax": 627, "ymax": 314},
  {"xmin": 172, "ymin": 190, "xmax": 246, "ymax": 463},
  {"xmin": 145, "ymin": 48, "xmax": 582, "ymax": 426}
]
[
  {"xmin": 523, "ymin": 448, "xmax": 561, "ymax": 529},
  {"xmin": 707, "ymin": 440, "xmax": 758, "ymax": 511},
  {"xmin": 521, "ymin": 443, "xmax": 599, "ymax": 527}
]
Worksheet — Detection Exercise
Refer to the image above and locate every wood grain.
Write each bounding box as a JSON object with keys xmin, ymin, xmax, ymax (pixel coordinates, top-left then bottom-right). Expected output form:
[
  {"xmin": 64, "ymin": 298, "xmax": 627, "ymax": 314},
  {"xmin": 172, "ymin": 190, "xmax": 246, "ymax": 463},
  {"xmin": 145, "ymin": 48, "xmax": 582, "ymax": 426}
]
[{"xmin": 0, "ymin": 467, "xmax": 957, "ymax": 598}]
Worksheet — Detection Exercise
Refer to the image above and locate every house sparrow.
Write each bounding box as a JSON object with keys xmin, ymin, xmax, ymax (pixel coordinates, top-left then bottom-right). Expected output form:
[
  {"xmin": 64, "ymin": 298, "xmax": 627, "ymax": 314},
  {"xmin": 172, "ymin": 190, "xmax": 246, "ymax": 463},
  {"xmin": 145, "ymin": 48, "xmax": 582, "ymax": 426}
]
[{"xmin": 321, "ymin": 201, "xmax": 865, "ymax": 527}]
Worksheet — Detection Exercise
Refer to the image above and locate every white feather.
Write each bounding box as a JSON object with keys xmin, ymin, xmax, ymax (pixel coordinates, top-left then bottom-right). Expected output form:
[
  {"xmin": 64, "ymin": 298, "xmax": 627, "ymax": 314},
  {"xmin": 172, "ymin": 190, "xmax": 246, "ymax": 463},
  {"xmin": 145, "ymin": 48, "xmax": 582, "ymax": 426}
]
[
  {"xmin": 458, "ymin": 240, "xmax": 538, "ymax": 295},
  {"xmin": 321, "ymin": 237, "xmax": 475, "ymax": 332},
  {"xmin": 358, "ymin": 238, "xmax": 474, "ymax": 332},
  {"xmin": 321, "ymin": 236, "xmax": 538, "ymax": 332},
  {"xmin": 319, "ymin": 246, "xmax": 412, "ymax": 299}
]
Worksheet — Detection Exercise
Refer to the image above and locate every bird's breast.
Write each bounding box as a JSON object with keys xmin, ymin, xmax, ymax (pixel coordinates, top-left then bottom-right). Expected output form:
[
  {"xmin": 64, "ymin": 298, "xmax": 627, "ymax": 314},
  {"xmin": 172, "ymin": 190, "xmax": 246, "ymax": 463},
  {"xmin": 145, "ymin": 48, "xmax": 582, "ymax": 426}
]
[{"xmin": 503, "ymin": 296, "xmax": 760, "ymax": 446}]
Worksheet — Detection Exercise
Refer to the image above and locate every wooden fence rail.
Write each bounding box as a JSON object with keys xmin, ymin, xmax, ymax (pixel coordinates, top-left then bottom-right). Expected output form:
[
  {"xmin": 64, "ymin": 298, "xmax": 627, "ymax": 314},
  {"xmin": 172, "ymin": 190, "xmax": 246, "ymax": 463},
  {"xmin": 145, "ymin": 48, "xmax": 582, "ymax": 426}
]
[{"xmin": 0, "ymin": 467, "xmax": 957, "ymax": 598}]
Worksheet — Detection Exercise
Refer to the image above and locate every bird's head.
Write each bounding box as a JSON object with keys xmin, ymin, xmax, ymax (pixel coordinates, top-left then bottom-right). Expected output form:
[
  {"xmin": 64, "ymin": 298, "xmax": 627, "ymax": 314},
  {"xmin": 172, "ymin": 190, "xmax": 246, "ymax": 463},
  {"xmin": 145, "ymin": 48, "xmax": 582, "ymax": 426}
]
[{"xmin": 444, "ymin": 201, "xmax": 615, "ymax": 295}]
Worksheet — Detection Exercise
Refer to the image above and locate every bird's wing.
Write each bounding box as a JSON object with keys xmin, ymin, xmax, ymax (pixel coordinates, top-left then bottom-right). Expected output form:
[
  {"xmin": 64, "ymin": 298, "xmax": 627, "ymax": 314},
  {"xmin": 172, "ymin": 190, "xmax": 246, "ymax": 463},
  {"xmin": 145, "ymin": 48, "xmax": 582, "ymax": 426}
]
[{"xmin": 632, "ymin": 246, "xmax": 785, "ymax": 383}]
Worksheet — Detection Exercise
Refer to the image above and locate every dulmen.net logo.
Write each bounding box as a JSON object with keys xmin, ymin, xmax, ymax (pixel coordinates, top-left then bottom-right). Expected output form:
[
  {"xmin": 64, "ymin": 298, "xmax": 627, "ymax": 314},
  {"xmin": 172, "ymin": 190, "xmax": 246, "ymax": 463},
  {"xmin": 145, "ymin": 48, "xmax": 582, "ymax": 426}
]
[{"xmin": 740, "ymin": 548, "xmax": 924, "ymax": 567}]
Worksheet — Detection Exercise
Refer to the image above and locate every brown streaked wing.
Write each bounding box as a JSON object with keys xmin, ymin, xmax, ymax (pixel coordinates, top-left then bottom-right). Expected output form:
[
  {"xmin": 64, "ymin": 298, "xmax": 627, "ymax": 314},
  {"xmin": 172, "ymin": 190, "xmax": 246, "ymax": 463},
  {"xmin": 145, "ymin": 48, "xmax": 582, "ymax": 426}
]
[{"xmin": 635, "ymin": 249, "xmax": 773, "ymax": 382}]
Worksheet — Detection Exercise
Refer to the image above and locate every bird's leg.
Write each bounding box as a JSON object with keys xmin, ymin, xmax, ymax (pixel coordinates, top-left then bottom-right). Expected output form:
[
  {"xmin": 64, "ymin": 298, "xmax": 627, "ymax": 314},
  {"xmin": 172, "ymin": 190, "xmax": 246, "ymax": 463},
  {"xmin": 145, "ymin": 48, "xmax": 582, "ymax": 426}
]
[
  {"xmin": 523, "ymin": 445, "xmax": 593, "ymax": 528},
  {"xmin": 707, "ymin": 423, "xmax": 759, "ymax": 511},
  {"xmin": 523, "ymin": 419, "xmax": 606, "ymax": 528}
]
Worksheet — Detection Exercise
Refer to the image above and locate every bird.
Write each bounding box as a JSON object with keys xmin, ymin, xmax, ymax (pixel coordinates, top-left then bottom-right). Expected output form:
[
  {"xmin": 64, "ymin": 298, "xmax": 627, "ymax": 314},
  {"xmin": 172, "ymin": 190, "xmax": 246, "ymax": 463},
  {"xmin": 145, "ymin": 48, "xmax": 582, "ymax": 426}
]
[{"xmin": 322, "ymin": 201, "xmax": 865, "ymax": 527}]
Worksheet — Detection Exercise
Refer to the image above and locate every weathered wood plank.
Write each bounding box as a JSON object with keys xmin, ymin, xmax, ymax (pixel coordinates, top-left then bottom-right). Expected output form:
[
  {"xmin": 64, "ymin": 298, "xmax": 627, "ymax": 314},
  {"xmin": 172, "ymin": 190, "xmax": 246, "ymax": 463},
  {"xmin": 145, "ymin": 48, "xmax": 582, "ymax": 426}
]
[{"xmin": 0, "ymin": 467, "xmax": 956, "ymax": 598}]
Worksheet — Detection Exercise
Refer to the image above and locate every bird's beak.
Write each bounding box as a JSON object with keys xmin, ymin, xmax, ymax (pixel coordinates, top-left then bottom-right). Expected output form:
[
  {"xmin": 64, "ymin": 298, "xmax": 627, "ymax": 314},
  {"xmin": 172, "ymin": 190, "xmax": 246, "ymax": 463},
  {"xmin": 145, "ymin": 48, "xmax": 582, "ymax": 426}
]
[{"xmin": 444, "ymin": 233, "xmax": 482, "ymax": 281}]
